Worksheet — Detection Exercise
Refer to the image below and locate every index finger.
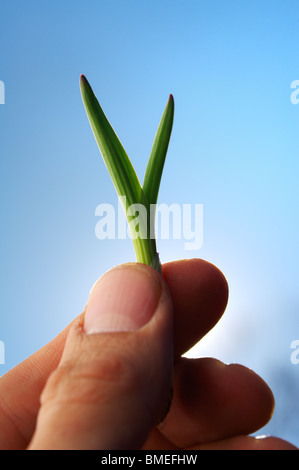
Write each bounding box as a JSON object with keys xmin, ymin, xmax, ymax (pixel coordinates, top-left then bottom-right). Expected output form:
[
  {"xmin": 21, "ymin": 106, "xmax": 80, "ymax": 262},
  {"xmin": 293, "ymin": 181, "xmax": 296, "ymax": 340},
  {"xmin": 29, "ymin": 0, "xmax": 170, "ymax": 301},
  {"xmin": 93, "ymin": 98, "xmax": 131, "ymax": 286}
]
[{"xmin": 162, "ymin": 258, "xmax": 228, "ymax": 357}]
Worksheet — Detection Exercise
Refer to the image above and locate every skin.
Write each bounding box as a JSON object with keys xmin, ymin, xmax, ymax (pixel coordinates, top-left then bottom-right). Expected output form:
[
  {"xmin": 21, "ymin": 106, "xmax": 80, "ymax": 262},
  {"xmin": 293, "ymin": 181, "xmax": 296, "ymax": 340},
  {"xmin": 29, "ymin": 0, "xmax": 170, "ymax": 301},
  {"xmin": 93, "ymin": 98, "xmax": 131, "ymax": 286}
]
[{"xmin": 0, "ymin": 259, "xmax": 297, "ymax": 450}]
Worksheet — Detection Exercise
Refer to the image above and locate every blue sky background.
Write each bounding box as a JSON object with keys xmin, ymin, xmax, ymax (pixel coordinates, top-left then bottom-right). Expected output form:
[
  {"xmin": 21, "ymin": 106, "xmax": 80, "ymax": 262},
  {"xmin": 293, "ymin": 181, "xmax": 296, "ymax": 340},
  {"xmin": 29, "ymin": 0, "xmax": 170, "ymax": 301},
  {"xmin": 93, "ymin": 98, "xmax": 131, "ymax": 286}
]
[{"xmin": 0, "ymin": 0, "xmax": 298, "ymax": 446}]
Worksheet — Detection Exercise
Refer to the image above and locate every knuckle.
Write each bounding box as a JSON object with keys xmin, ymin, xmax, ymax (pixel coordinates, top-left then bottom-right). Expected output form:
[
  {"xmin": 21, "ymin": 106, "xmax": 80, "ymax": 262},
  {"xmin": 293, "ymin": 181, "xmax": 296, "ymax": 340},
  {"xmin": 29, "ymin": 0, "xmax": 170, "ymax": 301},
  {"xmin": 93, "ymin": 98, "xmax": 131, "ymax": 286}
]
[{"xmin": 40, "ymin": 346, "xmax": 141, "ymax": 409}]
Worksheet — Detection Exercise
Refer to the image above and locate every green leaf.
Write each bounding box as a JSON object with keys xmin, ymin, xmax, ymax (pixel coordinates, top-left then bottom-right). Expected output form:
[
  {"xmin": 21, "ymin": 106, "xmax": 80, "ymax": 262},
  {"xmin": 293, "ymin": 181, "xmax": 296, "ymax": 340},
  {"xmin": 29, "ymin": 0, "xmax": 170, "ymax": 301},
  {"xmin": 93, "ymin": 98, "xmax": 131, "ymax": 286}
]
[
  {"xmin": 80, "ymin": 75, "xmax": 143, "ymax": 211},
  {"xmin": 80, "ymin": 75, "xmax": 162, "ymax": 271},
  {"xmin": 143, "ymin": 94, "xmax": 174, "ymax": 207}
]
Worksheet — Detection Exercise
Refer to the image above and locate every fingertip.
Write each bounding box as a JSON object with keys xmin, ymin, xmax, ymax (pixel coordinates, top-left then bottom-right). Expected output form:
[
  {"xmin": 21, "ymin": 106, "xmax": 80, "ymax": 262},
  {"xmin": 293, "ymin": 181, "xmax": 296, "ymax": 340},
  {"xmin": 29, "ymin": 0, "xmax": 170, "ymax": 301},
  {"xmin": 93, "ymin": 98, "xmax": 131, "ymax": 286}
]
[
  {"xmin": 162, "ymin": 258, "xmax": 229, "ymax": 312},
  {"xmin": 83, "ymin": 263, "xmax": 163, "ymax": 334},
  {"xmin": 162, "ymin": 259, "xmax": 229, "ymax": 356}
]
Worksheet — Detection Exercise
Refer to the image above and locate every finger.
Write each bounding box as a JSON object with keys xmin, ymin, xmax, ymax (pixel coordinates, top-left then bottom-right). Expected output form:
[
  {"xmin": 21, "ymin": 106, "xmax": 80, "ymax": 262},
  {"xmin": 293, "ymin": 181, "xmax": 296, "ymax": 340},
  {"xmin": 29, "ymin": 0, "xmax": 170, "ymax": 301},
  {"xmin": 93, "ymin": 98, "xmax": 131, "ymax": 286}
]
[
  {"xmin": 142, "ymin": 428, "xmax": 179, "ymax": 450},
  {"xmin": 159, "ymin": 358, "xmax": 275, "ymax": 448},
  {"xmin": 0, "ymin": 314, "xmax": 81, "ymax": 449},
  {"xmin": 162, "ymin": 259, "xmax": 228, "ymax": 357},
  {"xmin": 187, "ymin": 435, "xmax": 298, "ymax": 450},
  {"xmin": 28, "ymin": 263, "xmax": 173, "ymax": 450},
  {"xmin": 0, "ymin": 258, "xmax": 227, "ymax": 448}
]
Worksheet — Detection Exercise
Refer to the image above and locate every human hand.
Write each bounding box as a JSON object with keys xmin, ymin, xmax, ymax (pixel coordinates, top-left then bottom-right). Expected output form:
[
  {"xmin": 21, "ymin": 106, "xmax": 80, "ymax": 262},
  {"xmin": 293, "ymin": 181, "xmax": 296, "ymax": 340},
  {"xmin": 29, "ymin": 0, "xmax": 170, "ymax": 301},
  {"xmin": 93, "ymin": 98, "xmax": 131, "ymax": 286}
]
[{"xmin": 0, "ymin": 260, "xmax": 297, "ymax": 450}]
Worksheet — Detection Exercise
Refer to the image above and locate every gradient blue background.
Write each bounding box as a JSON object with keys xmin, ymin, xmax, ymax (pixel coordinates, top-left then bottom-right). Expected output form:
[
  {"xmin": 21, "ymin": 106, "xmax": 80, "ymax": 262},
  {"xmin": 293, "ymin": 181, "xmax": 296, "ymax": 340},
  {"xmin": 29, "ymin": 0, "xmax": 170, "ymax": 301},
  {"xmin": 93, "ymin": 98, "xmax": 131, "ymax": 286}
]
[{"xmin": 0, "ymin": 0, "xmax": 298, "ymax": 446}]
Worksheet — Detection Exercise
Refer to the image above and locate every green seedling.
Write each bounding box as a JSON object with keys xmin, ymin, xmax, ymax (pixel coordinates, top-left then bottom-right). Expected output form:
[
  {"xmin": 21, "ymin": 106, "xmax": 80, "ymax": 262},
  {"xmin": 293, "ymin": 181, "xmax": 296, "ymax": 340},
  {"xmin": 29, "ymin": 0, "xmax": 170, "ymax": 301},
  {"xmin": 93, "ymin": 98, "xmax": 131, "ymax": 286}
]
[{"xmin": 80, "ymin": 75, "xmax": 174, "ymax": 273}]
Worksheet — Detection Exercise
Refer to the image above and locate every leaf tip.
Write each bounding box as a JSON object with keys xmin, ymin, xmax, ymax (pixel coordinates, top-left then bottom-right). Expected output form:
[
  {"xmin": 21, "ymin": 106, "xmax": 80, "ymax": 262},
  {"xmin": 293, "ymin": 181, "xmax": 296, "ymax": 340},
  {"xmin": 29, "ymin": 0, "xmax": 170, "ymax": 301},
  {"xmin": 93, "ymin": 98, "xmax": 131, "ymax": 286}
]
[
  {"xmin": 168, "ymin": 94, "xmax": 174, "ymax": 110},
  {"xmin": 80, "ymin": 75, "xmax": 91, "ymax": 99}
]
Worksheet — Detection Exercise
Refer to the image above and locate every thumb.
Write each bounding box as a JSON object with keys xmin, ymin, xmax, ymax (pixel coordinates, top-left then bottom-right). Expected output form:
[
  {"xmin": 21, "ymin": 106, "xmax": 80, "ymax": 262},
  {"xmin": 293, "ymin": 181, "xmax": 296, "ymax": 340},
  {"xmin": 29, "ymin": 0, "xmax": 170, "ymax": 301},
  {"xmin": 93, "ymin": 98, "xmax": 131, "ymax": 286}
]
[{"xmin": 28, "ymin": 263, "xmax": 173, "ymax": 450}]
